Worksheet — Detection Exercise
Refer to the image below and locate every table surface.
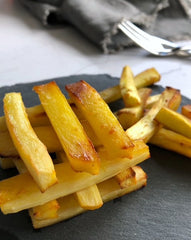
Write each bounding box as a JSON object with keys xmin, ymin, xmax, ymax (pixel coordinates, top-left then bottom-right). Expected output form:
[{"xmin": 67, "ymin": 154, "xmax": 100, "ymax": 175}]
[{"xmin": 0, "ymin": 0, "xmax": 191, "ymax": 99}]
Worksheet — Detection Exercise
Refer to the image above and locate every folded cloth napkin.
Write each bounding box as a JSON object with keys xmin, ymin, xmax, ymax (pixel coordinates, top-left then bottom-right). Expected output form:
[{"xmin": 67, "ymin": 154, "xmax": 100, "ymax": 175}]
[{"xmin": 19, "ymin": 0, "xmax": 191, "ymax": 53}]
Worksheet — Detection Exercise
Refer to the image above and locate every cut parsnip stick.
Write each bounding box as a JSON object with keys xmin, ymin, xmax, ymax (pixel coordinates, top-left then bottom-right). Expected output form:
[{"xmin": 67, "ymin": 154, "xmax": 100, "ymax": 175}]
[
  {"xmin": 120, "ymin": 66, "xmax": 141, "ymax": 107},
  {"xmin": 182, "ymin": 105, "xmax": 191, "ymax": 119},
  {"xmin": 66, "ymin": 80, "xmax": 134, "ymax": 159},
  {"xmin": 133, "ymin": 68, "xmax": 161, "ymax": 89},
  {"xmin": 126, "ymin": 87, "xmax": 182, "ymax": 142},
  {"xmin": 0, "ymin": 157, "xmax": 16, "ymax": 169},
  {"xmin": 3, "ymin": 93, "xmax": 57, "ymax": 192},
  {"xmin": 146, "ymin": 88, "xmax": 181, "ymax": 111},
  {"xmin": 146, "ymin": 94, "xmax": 161, "ymax": 109},
  {"xmin": 13, "ymin": 158, "xmax": 60, "ymax": 220},
  {"xmin": 115, "ymin": 167, "xmax": 136, "ymax": 188},
  {"xmin": 31, "ymin": 200, "xmax": 60, "ymax": 220},
  {"xmin": 155, "ymin": 107, "xmax": 191, "ymax": 139},
  {"xmin": 34, "ymin": 201, "xmax": 60, "ymax": 221},
  {"xmin": 149, "ymin": 128, "xmax": 191, "ymax": 158},
  {"xmin": 0, "ymin": 140, "xmax": 149, "ymax": 214},
  {"xmin": 0, "ymin": 125, "xmax": 62, "ymax": 157},
  {"xmin": 76, "ymin": 185, "xmax": 103, "ymax": 210},
  {"xmin": 99, "ymin": 67, "xmax": 160, "ymax": 103},
  {"xmin": 57, "ymin": 150, "xmax": 103, "ymax": 210},
  {"xmin": 117, "ymin": 88, "xmax": 151, "ymax": 129},
  {"xmin": 30, "ymin": 166, "xmax": 147, "ymax": 229},
  {"xmin": 34, "ymin": 81, "xmax": 100, "ymax": 175},
  {"xmin": 126, "ymin": 90, "xmax": 168, "ymax": 142}
]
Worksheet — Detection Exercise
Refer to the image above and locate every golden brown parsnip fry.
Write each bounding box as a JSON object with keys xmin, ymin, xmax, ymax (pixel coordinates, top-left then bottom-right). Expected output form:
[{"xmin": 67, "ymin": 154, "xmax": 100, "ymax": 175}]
[
  {"xmin": 126, "ymin": 87, "xmax": 182, "ymax": 142},
  {"xmin": 182, "ymin": 105, "xmax": 191, "ymax": 119},
  {"xmin": 0, "ymin": 126, "xmax": 62, "ymax": 157},
  {"xmin": 117, "ymin": 88, "xmax": 151, "ymax": 129},
  {"xmin": 133, "ymin": 68, "xmax": 161, "ymax": 89},
  {"xmin": 3, "ymin": 93, "xmax": 57, "ymax": 192},
  {"xmin": 66, "ymin": 80, "xmax": 134, "ymax": 159},
  {"xmin": 0, "ymin": 157, "xmax": 16, "ymax": 169},
  {"xmin": 126, "ymin": 90, "xmax": 168, "ymax": 142},
  {"xmin": 146, "ymin": 88, "xmax": 181, "ymax": 111},
  {"xmin": 56, "ymin": 150, "xmax": 103, "ymax": 210},
  {"xmin": 99, "ymin": 85, "xmax": 121, "ymax": 103},
  {"xmin": 166, "ymin": 88, "xmax": 181, "ymax": 111},
  {"xmin": 99, "ymin": 67, "xmax": 160, "ymax": 103},
  {"xmin": 30, "ymin": 166, "xmax": 147, "ymax": 229},
  {"xmin": 31, "ymin": 200, "xmax": 60, "ymax": 220},
  {"xmin": 155, "ymin": 107, "xmax": 191, "ymax": 139},
  {"xmin": 34, "ymin": 81, "xmax": 100, "ymax": 175},
  {"xmin": 0, "ymin": 140, "xmax": 149, "ymax": 214},
  {"xmin": 76, "ymin": 185, "xmax": 103, "ymax": 210},
  {"xmin": 120, "ymin": 66, "xmax": 141, "ymax": 107},
  {"xmin": 149, "ymin": 128, "xmax": 191, "ymax": 158},
  {"xmin": 146, "ymin": 94, "xmax": 161, "ymax": 109},
  {"xmin": 115, "ymin": 167, "xmax": 136, "ymax": 188}
]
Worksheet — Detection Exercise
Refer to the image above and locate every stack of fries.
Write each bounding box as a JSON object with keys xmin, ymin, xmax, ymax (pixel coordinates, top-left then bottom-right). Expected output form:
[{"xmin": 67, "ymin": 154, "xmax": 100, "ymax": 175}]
[{"xmin": 0, "ymin": 66, "xmax": 190, "ymax": 229}]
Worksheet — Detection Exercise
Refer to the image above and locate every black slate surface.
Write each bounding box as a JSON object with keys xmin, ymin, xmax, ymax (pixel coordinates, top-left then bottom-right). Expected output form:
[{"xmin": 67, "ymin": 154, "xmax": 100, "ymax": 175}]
[{"xmin": 0, "ymin": 74, "xmax": 191, "ymax": 240}]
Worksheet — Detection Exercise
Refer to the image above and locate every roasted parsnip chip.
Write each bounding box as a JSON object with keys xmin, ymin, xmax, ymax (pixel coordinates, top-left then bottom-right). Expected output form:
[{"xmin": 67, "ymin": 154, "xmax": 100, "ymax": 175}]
[
  {"xmin": 120, "ymin": 66, "xmax": 141, "ymax": 107},
  {"xmin": 117, "ymin": 88, "xmax": 151, "ymax": 129},
  {"xmin": 76, "ymin": 184, "xmax": 103, "ymax": 210},
  {"xmin": 146, "ymin": 94, "xmax": 161, "ymax": 109},
  {"xmin": 56, "ymin": 150, "xmax": 103, "ymax": 210},
  {"xmin": 99, "ymin": 67, "xmax": 160, "ymax": 103},
  {"xmin": 30, "ymin": 166, "xmax": 147, "ymax": 229},
  {"xmin": 3, "ymin": 93, "xmax": 57, "ymax": 192},
  {"xmin": 126, "ymin": 87, "xmax": 182, "ymax": 142},
  {"xmin": 149, "ymin": 128, "xmax": 191, "ymax": 158},
  {"xmin": 0, "ymin": 140, "xmax": 149, "ymax": 214},
  {"xmin": 133, "ymin": 68, "xmax": 161, "ymax": 89},
  {"xmin": 126, "ymin": 90, "xmax": 167, "ymax": 142},
  {"xmin": 31, "ymin": 200, "xmax": 60, "ymax": 220},
  {"xmin": 182, "ymin": 105, "xmax": 191, "ymax": 119},
  {"xmin": 146, "ymin": 88, "xmax": 181, "ymax": 111},
  {"xmin": 115, "ymin": 167, "xmax": 136, "ymax": 188},
  {"xmin": 66, "ymin": 80, "xmax": 134, "ymax": 159},
  {"xmin": 155, "ymin": 107, "xmax": 191, "ymax": 139},
  {"xmin": 34, "ymin": 81, "xmax": 100, "ymax": 175}
]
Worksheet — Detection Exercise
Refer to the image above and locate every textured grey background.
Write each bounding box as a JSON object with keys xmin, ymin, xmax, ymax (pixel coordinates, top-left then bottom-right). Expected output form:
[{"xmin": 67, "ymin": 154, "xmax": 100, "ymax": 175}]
[{"xmin": 0, "ymin": 74, "xmax": 190, "ymax": 240}]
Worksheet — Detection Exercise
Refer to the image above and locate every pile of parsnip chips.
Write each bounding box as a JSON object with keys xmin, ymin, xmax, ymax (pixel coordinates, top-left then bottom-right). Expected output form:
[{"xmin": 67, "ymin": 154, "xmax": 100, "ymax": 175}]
[{"xmin": 0, "ymin": 66, "xmax": 191, "ymax": 229}]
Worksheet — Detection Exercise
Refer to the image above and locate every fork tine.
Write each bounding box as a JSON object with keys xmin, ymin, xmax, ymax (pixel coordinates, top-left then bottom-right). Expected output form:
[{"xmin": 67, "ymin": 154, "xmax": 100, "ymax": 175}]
[
  {"xmin": 118, "ymin": 19, "xmax": 179, "ymax": 56},
  {"xmin": 121, "ymin": 20, "xmax": 178, "ymax": 49},
  {"xmin": 119, "ymin": 22, "xmax": 153, "ymax": 50},
  {"xmin": 122, "ymin": 20, "xmax": 152, "ymax": 42}
]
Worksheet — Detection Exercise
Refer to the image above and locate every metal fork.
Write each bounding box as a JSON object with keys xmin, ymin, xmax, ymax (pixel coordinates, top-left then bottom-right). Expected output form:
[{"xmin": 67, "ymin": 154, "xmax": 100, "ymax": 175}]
[{"xmin": 118, "ymin": 19, "xmax": 191, "ymax": 57}]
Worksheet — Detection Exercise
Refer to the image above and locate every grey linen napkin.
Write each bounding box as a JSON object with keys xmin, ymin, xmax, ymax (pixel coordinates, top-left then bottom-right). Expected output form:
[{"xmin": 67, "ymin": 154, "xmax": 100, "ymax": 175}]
[{"xmin": 19, "ymin": 0, "xmax": 191, "ymax": 53}]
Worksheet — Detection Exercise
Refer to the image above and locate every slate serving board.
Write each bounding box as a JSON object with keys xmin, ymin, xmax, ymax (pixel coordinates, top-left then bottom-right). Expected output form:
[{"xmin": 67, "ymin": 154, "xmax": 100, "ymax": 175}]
[{"xmin": 0, "ymin": 74, "xmax": 190, "ymax": 240}]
